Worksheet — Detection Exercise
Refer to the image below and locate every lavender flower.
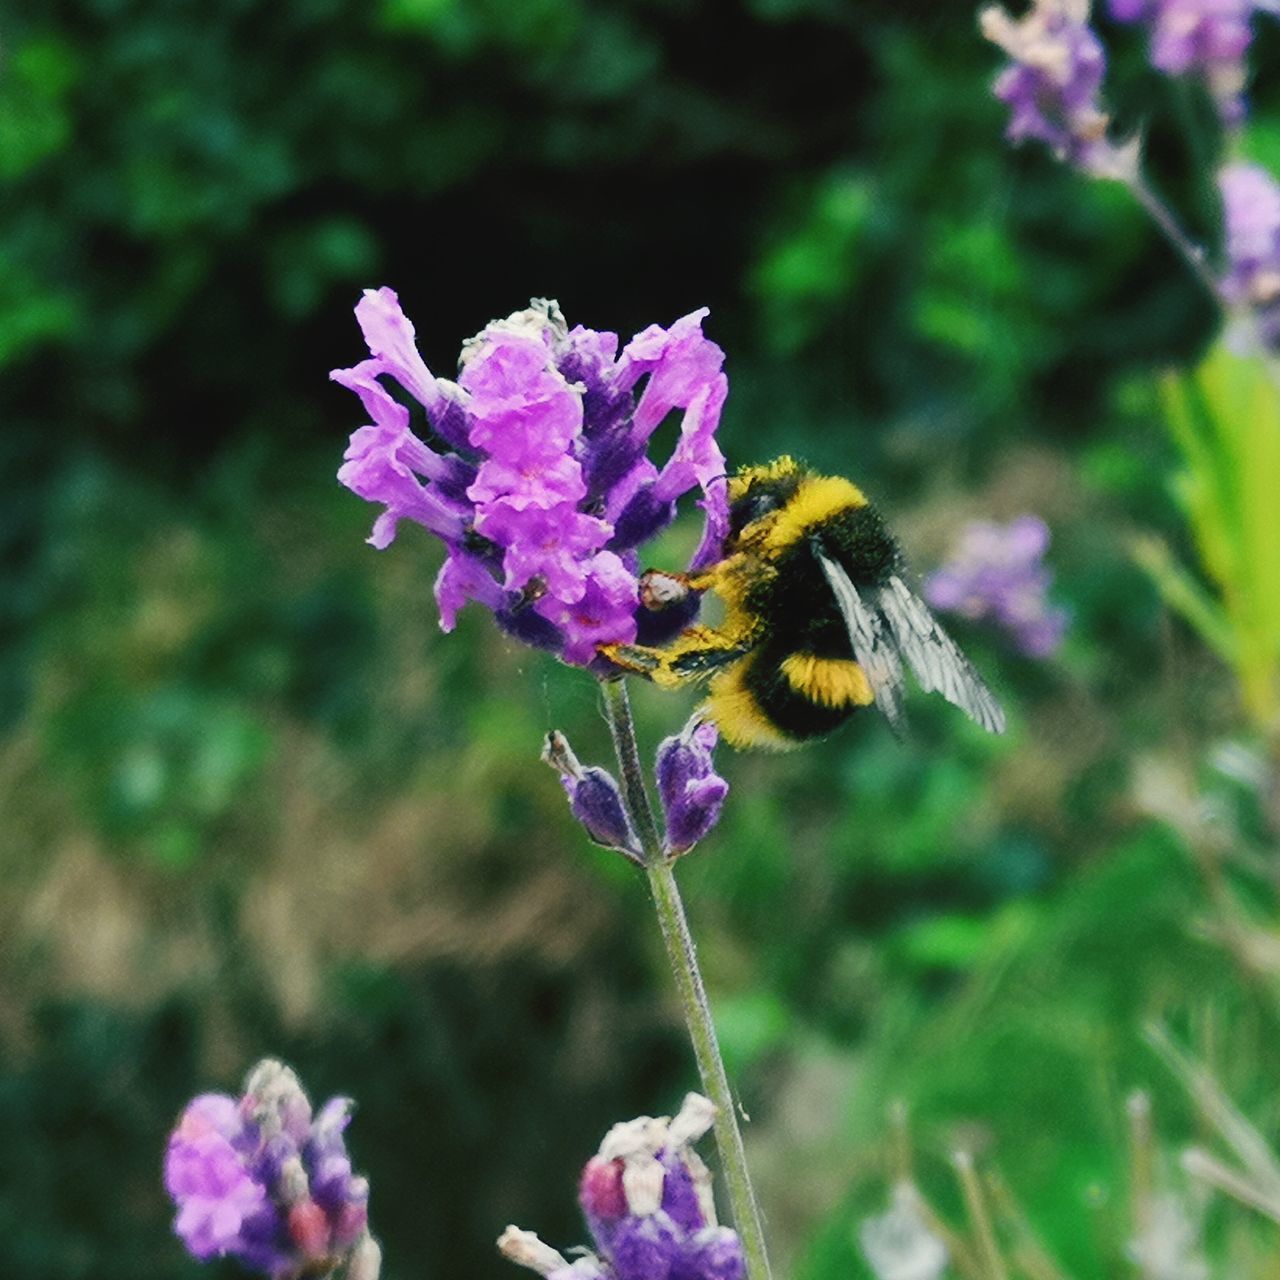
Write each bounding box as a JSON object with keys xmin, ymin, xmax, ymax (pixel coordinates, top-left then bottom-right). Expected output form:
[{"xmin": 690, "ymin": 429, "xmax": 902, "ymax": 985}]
[
  {"xmin": 334, "ymin": 292, "xmax": 729, "ymax": 668},
  {"xmin": 923, "ymin": 515, "xmax": 1068, "ymax": 658},
  {"xmin": 1109, "ymin": 0, "xmax": 1259, "ymax": 125},
  {"xmin": 544, "ymin": 729, "xmax": 642, "ymax": 862},
  {"xmin": 655, "ymin": 718, "xmax": 729, "ymax": 857},
  {"xmin": 982, "ymin": 0, "xmax": 1136, "ymax": 177},
  {"xmin": 1218, "ymin": 161, "xmax": 1280, "ymax": 345},
  {"xmin": 165, "ymin": 1059, "xmax": 379, "ymax": 1280},
  {"xmin": 499, "ymin": 1093, "xmax": 745, "ymax": 1280}
]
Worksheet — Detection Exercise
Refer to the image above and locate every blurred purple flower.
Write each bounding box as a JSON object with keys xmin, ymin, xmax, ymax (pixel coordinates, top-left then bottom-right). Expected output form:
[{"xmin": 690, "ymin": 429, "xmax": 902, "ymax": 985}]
[
  {"xmin": 334, "ymin": 292, "xmax": 729, "ymax": 669},
  {"xmin": 165, "ymin": 1060, "xmax": 379, "ymax": 1280},
  {"xmin": 656, "ymin": 718, "xmax": 729, "ymax": 856},
  {"xmin": 1109, "ymin": 0, "xmax": 1261, "ymax": 125},
  {"xmin": 500, "ymin": 1094, "xmax": 744, "ymax": 1280},
  {"xmin": 924, "ymin": 516, "xmax": 1069, "ymax": 658},
  {"xmin": 982, "ymin": 0, "xmax": 1135, "ymax": 177},
  {"xmin": 1218, "ymin": 161, "xmax": 1280, "ymax": 344}
]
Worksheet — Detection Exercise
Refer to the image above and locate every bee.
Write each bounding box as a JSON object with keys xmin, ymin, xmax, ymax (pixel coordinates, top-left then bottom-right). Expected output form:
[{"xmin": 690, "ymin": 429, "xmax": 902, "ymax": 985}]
[{"xmin": 601, "ymin": 456, "xmax": 1005, "ymax": 748}]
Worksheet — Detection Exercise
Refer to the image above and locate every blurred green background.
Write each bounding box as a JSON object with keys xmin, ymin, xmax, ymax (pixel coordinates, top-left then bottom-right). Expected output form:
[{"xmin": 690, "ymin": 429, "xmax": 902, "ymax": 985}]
[{"xmin": 5, "ymin": 1, "xmax": 1280, "ymax": 1277}]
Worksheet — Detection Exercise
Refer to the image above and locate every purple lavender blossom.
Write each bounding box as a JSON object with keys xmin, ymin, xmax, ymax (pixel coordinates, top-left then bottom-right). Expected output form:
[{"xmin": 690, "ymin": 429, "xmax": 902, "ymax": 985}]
[
  {"xmin": 923, "ymin": 516, "xmax": 1068, "ymax": 658},
  {"xmin": 1109, "ymin": 0, "xmax": 1259, "ymax": 125},
  {"xmin": 543, "ymin": 730, "xmax": 642, "ymax": 862},
  {"xmin": 1218, "ymin": 161, "xmax": 1280, "ymax": 344},
  {"xmin": 334, "ymin": 293, "xmax": 729, "ymax": 669},
  {"xmin": 165, "ymin": 1059, "xmax": 379, "ymax": 1280},
  {"xmin": 981, "ymin": 0, "xmax": 1135, "ymax": 177},
  {"xmin": 499, "ymin": 1094, "xmax": 744, "ymax": 1280},
  {"xmin": 655, "ymin": 718, "xmax": 729, "ymax": 857}
]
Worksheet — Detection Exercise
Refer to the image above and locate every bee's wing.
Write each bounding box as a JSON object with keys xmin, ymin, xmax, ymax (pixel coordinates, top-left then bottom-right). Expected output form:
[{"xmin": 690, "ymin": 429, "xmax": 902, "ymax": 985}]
[
  {"xmin": 876, "ymin": 575, "xmax": 1006, "ymax": 734},
  {"xmin": 816, "ymin": 552, "xmax": 908, "ymax": 735}
]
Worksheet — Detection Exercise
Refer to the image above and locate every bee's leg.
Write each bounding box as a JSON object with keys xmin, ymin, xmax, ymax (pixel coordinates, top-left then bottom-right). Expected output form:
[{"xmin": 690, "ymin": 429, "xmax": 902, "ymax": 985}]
[
  {"xmin": 637, "ymin": 566, "xmax": 725, "ymax": 610},
  {"xmin": 601, "ymin": 625, "xmax": 752, "ymax": 689}
]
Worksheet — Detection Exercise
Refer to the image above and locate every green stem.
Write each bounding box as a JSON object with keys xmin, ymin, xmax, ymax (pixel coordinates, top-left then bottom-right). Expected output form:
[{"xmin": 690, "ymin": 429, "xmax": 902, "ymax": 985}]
[
  {"xmin": 1124, "ymin": 174, "xmax": 1280, "ymax": 391},
  {"xmin": 599, "ymin": 678, "xmax": 774, "ymax": 1280}
]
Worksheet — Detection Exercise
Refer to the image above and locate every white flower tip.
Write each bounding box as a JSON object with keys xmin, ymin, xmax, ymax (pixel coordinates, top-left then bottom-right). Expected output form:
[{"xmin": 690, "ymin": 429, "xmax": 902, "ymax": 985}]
[
  {"xmin": 498, "ymin": 1226, "xmax": 569, "ymax": 1276},
  {"xmin": 621, "ymin": 1156, "xmax": 666, "ymax": 1216},
  {"xmin": 599, "ymin": 1115, "xmax": 667, "ymax": 1163},
  {"xmin": 345, "ymin": 1233, "xmax": 383, "ymax": 1280},
  {"xmin": 462, "ymin": 299, "xmax": 569, "ymax": 369},
  {"xmin": 542, "ymin": 730, "xmax": 581, "ymax": 777},
  {"xmin": 979, "ymin": 5, "xmax": 1012, "ymax": 42},
  {"xmin": 669, "ymin": 1093, "xmax": 717, "ymax": 1147}
]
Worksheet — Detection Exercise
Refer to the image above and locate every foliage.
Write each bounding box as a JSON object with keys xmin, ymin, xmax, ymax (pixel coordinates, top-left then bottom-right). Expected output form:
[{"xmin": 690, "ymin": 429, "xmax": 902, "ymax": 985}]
[
  {"xmin": 5, "ymin": 2, "xmax": 1280, "ymax": 1279},
  {"xmin": 1137, "ymin": 344, "xmax": 1280, "ymax": 733}
]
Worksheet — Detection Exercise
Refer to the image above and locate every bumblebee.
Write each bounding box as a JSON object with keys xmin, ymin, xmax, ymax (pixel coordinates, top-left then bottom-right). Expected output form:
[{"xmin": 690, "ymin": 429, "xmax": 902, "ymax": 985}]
[{"xmin": 601, "ymin": 456, "xmax": 1005, "ymax": 748}]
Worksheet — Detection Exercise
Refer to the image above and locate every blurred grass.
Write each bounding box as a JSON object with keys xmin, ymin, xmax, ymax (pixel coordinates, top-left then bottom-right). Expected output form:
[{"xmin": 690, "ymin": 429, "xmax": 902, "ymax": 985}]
[{"xmin": 5, "ymin": 1, "xmax": 1280, "ymax": 1278}]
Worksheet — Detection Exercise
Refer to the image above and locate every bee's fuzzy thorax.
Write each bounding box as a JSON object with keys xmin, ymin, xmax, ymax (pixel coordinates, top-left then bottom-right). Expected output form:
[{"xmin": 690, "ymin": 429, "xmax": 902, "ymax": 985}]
[{"xmin": 762, "ymin": 474, "xmax": 868, "ymax": 557}]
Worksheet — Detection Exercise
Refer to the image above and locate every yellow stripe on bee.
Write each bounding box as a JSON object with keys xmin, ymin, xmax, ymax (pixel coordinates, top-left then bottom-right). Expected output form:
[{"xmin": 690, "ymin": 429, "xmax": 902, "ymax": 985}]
[
  {"xmin": 763, "ymin": 474, "xmax": 867, "ymax": 554},
  {"xmin": 702, "ymin": 662, "xmax": 797, "ymax": 751},
  {"xmin": 727, "ymin": 455, "xmax": 802, "ymax": 501},
  {"xmin": 779, "ymin": 653, "xmax": 874, "ymax": 708}
]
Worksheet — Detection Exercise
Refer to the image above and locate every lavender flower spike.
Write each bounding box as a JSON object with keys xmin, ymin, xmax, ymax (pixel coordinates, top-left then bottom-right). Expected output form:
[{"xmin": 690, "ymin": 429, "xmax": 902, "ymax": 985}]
[
  {"xmin": 165, "ymin": 1059, "xmax": 379, "ymax": 1280},
  {"xmin": 1109, "ymin": 0, "xmax": 1257, "ymax": 126},
  {"xmin": 1219, "ymin": 161, "xmax": 1280, "ymax": 347},
  {"xmin": 334, "ymin": 291, "xmax": 730, "ymax": 670},
  {"xmin": 924, "ymin": 515, "xmax": 1069, "ymax": 658},
  {"xmin": 982, "ymin": 0, "xmax": 1137, "ymax": 178},
  {"xmin": 500, "ymin": 1094, "xmax": 745, "ymax": 1280},
  {"xmin": 655, "ymin": 717, "xmax": 729, "ymax": 857},
  {"xmin": 544, "ymin": 730, "xmax": 642, "ymax": 863}
]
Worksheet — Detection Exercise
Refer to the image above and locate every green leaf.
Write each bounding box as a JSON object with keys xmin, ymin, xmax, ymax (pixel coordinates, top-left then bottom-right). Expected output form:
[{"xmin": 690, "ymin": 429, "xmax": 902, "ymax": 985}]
[{"xmin": 1157, "ymin": 345, "xmax": 1280, "ymax": 725}]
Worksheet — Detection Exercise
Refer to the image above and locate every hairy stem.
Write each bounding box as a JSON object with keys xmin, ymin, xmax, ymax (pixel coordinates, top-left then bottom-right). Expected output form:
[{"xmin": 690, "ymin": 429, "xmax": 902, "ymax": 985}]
[
  {"xmin": 1124, "ymin": 173, "xmax": 1280, "ymax": 387},
  {"xmin": 1125, "ymin": 174, "xmax": 1226, "ymax": 305},
  {"xmin": 600, "ymin": 678, "xmax": 773, "ymax": 1280}
]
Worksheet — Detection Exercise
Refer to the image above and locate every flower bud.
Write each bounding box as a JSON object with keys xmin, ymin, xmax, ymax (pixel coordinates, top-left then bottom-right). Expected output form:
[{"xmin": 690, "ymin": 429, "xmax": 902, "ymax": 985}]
[
  {"xmin": 288, "ymin": 1198, "xmax": 331, "ymax": 1260},
  {"xmin": 544, "ymin": 731, "xmax": 642, "ymax": 862},
  {"xmin": 344, "ymin": 1232, "xmax": 383, "ymax": 1280},
  {"xmin": 655, "ymin": 719, "xmax": 728, "ymax": 856}
]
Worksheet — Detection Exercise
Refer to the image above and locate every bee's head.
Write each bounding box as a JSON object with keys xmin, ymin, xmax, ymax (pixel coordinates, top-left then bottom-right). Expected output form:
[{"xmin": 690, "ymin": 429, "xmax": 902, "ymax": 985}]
[{"xmin": 726, "ymin": 457, "xmax": 807, "ymax": 545}]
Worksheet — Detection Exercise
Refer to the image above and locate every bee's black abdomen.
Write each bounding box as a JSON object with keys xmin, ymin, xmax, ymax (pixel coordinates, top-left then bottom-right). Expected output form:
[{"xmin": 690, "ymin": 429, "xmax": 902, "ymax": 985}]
[{"xmin": 742, "ymin": 645, "xmax": 862, "ymax": 741}]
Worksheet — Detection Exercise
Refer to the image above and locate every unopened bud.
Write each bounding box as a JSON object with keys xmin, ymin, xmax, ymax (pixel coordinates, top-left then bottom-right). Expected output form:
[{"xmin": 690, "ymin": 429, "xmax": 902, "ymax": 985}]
[
  {"xmin": 544, "ymin": 731, "xmax": 642, "ymax": 862},
  {"xmin": 287, "ymin": 1198, "xmax": 331, "ymax": 1260},
  {"xmin": 344, "ymin": 1232, "xmax": 383, "ymax": 1280},
  {"xmin": 243, "ymin": 1058, "xmax": 312, "ymax": 1142},
  {"xmin": 498, "ymin": 1226, "xmax": 570, "ymax": 1276},
  {"xmin": 655, "ymin": 719, "xmax": 728, "ymax": 856},
  {"xmin": 579, "ymin": 1156, "xmax": 627, "ymax": 1224},
  {"xmin": 277, "ymin": 1154, "xmax": 310, "ymax": 1205}
]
